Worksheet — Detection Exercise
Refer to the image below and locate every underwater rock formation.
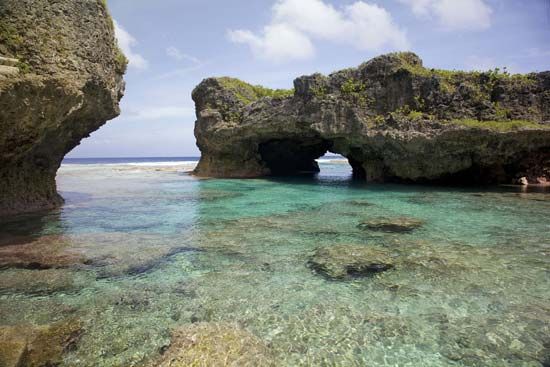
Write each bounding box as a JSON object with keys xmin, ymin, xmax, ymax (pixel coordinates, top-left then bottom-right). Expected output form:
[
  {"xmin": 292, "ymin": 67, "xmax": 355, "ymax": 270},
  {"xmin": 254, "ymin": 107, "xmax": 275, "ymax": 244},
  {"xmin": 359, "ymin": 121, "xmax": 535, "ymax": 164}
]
[
  {"xmin": 152, "ymin": 323, "xmax": 274, "ymax": 366},
  {"xmin": 0, "ymin": 318, "xmax": 83, "ymax": 367},
  {"xmin": 0, "ymin": 0, "xmax": 126, "ymax": 216},
  {"xmin": 358, "ymin": 217, "xmax": 425, "ymax": 233},
  {"xmin": 308, "ymin": 244, "xmax": 394, "ymax": 280},
  {"xmin": 192, "ymin": 52, "xmax": 550, "ymax": 184}
]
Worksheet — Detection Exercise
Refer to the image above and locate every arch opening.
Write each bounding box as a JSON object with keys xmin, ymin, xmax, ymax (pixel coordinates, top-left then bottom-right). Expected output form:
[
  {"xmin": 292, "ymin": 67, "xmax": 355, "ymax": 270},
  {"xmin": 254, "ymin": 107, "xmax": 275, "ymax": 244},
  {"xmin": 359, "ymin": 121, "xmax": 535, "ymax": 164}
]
[{"xmin": 258, "ymin": 138, "xmax": 365, "ymax": 179}]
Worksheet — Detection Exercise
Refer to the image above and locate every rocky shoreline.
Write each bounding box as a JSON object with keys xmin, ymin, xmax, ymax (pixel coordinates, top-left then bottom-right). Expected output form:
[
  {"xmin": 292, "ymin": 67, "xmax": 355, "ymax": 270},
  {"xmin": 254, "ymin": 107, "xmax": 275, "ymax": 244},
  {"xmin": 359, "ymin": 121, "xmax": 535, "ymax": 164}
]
[{"xmin": 192, "ymin": 52, "xmax": 550, "ymax": 185}]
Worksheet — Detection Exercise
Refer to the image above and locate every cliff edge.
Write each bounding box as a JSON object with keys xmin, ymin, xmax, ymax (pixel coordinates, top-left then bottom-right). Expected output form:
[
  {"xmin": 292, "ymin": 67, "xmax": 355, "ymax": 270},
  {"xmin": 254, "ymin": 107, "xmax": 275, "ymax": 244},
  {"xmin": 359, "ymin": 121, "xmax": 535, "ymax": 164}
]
[
  {"xmin": 0, "ymin": 0, "xmax": 126, "ymax": 216},
  {"xmin": 192, "ymin": 52, "xmax": 550, "ymax": 185}
]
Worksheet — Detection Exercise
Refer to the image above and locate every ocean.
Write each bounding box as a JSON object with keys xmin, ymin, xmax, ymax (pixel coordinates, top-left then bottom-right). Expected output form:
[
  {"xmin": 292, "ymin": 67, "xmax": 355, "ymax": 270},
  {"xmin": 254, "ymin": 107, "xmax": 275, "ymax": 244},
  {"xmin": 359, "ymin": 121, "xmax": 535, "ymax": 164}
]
[{"xmin": 0, "ymin": 157, "xmax": 549, "ymax": 366}]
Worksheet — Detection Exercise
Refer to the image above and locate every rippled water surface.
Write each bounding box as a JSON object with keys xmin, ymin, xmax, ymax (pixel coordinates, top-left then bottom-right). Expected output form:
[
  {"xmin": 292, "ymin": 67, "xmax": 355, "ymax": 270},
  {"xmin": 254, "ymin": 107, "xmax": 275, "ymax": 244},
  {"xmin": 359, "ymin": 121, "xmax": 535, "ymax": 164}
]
[{"xmin": 1, "ymin": 159, "xmax": 549, "ymax": 366}]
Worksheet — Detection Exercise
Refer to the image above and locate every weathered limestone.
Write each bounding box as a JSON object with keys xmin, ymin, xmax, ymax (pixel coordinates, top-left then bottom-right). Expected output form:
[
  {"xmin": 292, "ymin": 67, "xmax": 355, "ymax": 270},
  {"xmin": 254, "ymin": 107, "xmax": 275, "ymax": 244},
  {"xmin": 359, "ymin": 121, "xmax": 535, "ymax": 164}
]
[
  {"xmin": 0, "ymin": 0, "xmax": 126, "ymax": 216},
  {"xmin": 192, "ymin": 53, "xmax": 550, "ymax": 184}
]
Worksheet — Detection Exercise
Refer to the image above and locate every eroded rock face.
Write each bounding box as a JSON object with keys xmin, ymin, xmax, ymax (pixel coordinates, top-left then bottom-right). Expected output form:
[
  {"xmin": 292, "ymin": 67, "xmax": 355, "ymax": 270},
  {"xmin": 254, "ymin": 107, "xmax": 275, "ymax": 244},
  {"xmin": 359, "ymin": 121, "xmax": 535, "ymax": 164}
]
[
  {"xmin": 192, "ymin": 53, "xmax": 550, "ymax": 184},
  {"xmin": 0, "ymin": 0, "xmax": 126, "ymax": 216}
]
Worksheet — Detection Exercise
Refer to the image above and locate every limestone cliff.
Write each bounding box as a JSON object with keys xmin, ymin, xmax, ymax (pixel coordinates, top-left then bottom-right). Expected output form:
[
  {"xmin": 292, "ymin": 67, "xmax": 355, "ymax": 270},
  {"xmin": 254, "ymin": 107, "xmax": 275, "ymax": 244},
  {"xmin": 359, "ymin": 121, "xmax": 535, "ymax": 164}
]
[
  {"xmin": 192, "ymin": 53, "xmax": 550, "ymax": 185},
  {"xmin": 0, "ymin": 0, "xmax": 126, "ymax": 216}
]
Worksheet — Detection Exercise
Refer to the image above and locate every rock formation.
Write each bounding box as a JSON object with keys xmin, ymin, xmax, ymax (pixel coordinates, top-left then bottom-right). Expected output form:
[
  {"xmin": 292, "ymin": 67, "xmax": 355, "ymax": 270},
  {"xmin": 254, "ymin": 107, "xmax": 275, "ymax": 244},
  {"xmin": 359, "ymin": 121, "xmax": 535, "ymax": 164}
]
[
  {"xmin": 192, "ymin": 53, "xmax": 550, "ymax": 184},
  {"xmin": 0, "ymin": 0, "xmax": 126, "ymax": 216},
  {"xmin": 308, "ymin": 244, "xmax": 394, "ymax": 280},
  {"xmin": 0, "ymin": 317, "xmax": 83, "ymax": 367},
  {"xmin": 358, "ymin": 217, "xmax": 425, "ymax": 233}
]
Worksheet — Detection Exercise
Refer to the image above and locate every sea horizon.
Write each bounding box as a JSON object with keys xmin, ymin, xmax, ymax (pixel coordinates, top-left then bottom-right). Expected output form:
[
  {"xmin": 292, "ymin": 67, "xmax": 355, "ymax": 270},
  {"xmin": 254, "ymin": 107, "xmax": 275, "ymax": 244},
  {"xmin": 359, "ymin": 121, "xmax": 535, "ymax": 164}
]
[{"xmin": 62, "ymin": 154, "xmax": 346, "ymax": 165}]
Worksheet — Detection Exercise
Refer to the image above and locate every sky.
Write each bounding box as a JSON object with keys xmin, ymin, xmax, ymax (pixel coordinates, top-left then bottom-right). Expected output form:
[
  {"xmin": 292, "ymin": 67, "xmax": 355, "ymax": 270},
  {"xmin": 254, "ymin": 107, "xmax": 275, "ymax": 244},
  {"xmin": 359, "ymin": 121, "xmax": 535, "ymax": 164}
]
[{"xmin": 68, "ymin": 0, "xmax": 550, "ymax": 158}]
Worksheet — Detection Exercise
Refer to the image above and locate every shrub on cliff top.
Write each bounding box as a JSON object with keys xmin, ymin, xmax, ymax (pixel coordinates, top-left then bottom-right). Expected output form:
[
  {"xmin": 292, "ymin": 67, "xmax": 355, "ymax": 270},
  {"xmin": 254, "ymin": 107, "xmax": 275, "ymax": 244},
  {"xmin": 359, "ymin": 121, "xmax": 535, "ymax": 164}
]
[{"xmin": 218, "ymin": 77, "xmax": 294, "ymax": 105}]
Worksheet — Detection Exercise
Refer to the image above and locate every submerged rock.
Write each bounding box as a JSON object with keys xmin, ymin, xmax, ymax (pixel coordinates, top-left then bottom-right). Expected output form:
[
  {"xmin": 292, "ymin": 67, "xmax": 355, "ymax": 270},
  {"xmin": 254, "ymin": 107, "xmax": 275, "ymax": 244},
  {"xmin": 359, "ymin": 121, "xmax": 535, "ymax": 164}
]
[
  {"xmin": 308, "ymin": 244, "xmax": 394, "ymax": 280},
  {"xmin": 0, "ymin": 232, "xmax": 198, "ymax": 278},
  {"xmin": 152, "ymin": 323, "xmax": 274, "ymax": 367},
  {"xmin": 0, "ymin": 235, "xmax": 86, "ymax": 270},
  {"xmin": 0, "ymin": 318, "xmax": 83, "ymax": 367},
  {"xmin": 345, "ymin": 199, "xmax": 375, "ymax": 207},
  {"xmin": 0, "ymin": 268, "xmax": 95, "ymax": 295},
  {"xmin": 358, "ymin": 217, "xmax": 425, "ymax": 233},
  {"xmin": 0, "ymin": 0, "xmax": 126, "ymax": 216},
  {"xmin": 192, "ymin": 52, "xmax": 550, "ymax": 184}
]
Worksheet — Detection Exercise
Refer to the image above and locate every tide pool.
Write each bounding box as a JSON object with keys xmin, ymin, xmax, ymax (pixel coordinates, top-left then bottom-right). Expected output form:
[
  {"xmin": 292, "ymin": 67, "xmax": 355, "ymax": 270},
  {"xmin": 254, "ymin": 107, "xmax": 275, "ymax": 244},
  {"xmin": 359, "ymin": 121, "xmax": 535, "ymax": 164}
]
[{"xmin": 0, "ymin": 159, "xmax": 548, "ymax": 366}]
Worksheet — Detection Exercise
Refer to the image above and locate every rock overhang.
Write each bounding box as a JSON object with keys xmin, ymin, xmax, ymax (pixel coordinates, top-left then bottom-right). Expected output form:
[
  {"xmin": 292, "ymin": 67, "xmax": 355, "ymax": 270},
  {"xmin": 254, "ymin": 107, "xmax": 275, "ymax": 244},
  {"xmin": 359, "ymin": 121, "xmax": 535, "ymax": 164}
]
[{"xmin": 0, "ymin": 0, "xmax": 127, "ymax": 216}]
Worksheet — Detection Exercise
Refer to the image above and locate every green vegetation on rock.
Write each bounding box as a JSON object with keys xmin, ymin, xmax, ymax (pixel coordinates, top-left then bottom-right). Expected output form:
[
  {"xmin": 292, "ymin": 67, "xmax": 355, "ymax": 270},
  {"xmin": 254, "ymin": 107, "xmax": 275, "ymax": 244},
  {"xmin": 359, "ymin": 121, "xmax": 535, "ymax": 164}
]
[
  {"xmin": 341, "ymin": 78, "xmax": 366, "ymax": 94},
  {"xmin": 311, "ymin": 85, "xmax": 328, "ymax": 99},
  {"xmin": 340, "ymin": 77, "xmax": 367, "ymax": 104},
  {"xmin": 115, "ymin": 47, "xmax": 128, "ymax": 74},
  {"xmin": 447, "ymin": 118, "xmax": 547, "ymax": 131},
  {"xmin": 0, "ymin": 22, "xmax": 23, "ymax": 54},
  {"xmin": 218, "ymin": 77, "xmax": 294, "ymax": 105}
]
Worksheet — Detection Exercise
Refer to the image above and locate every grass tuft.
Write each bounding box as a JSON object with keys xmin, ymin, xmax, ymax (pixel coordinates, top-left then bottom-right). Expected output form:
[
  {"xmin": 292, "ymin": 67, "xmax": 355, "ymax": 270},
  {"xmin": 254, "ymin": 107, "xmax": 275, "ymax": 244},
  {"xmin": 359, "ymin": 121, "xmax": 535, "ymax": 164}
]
[{"xmin": 218, "ymin": 77, "xmax": 294, "ymax": 105}]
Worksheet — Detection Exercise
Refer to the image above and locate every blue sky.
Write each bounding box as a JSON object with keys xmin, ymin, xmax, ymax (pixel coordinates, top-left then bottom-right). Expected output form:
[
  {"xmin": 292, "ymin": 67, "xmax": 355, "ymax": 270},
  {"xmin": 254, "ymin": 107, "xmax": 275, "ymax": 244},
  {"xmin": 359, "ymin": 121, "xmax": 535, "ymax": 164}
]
[{"xmin": 68, "ymin": 0, "xmax": 550, "ymax": 158}]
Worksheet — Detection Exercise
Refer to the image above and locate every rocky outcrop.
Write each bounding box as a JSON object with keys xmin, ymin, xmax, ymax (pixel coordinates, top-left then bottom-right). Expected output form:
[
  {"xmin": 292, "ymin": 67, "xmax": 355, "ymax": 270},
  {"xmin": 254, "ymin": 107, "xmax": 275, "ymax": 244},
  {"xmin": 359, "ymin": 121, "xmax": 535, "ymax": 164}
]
[
  {"xmin": 192, "ymin": 53, "xmax": 550, "ymax": 184},
  {"xmin": 0, "ymin": 0, "xmax": 126, "ymax": 216}
]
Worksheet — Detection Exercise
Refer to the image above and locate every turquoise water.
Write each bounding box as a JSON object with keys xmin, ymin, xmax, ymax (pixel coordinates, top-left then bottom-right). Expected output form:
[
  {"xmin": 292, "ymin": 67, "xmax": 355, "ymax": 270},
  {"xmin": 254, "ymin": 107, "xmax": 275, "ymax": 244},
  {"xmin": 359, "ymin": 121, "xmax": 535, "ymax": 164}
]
[{"xmin": 0, "ymin": 159, "xmax": 549, "ymax": 366}]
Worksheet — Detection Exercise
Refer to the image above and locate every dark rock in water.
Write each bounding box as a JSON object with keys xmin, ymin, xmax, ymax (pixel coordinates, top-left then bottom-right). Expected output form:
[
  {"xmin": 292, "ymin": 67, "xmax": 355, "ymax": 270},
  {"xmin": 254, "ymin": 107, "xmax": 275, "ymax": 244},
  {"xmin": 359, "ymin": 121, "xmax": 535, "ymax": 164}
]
[
  {"xmin": 0, "ymin": 317, "xmax": 83, "ymax": 367},
  {"xmin": 308, "ymin": 244, "xmax": 394, "ymax": 280},
  {"xmin": 150, "ymin": 323, "xmax": 274, "ymax": 367},
  {"xmin": 346, "ymin": 199, "xmax": 374, "ymax": 207},
  {"xmin": 358, "ymin": 217, "xmax": 425, "ymax": 233},
  {"xmin": 0, "ymin": 235, "xmax": 86, "ymax": 270},
  {"xmin": 0, "ymin": 0, "xmax": 126, "ymax": 216},
  {"xmin": 0, "ymin": 268, "xmax": 95, "ymax": 296},
  {"xmin": 192, "ymin": 52, "xmax": 550, "ymax": 185}
]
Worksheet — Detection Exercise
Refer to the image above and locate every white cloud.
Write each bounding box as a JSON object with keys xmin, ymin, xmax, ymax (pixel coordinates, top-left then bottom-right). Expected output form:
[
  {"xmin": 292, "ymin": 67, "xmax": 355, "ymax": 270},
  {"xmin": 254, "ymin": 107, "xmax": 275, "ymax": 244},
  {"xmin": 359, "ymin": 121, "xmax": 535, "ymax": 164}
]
[
  {"xmin": 228, "ymin": 0, "xmax": 409, "ymax": 63},
  {"xmin": 166, "ymin": 47, "xmax": 201, "ymax": 64},
  {"xmin": 400, "ymin": 0, "xmax": 492, "ymax": 31},
  {"xmin": 228, "ymin": 24, "xmax": 315, "ymax": 63},
  {"xmin": 158, "ymin": 47, "xmax": 204, "ymax": 79},
  {"xmin": 113, "ymin": 20, "xmax": 148, "ymax": 70},
  {"xmin": 401, "ymin": 0, "xmax": 433, "ymax": 16},
  {"xmin": 123, "ymin": 106, "xmax": 195, "ymax": 121}
]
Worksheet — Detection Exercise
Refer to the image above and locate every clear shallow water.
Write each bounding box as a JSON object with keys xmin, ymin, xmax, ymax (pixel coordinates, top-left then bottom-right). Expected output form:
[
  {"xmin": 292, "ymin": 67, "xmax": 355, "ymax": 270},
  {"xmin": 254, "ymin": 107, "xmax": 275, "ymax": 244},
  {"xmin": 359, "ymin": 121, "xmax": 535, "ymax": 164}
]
[{"xmin": 0, "ymin": 159, "xmax": 549, "ymax": 366}]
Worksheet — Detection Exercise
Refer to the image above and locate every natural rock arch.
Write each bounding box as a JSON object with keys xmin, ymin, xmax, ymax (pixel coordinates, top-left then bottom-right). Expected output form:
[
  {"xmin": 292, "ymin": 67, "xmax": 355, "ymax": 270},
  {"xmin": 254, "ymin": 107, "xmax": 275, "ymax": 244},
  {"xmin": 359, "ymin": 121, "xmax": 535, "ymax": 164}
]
[{"xmin": 192, "ymin": 53, "xmax": 550, "ymax": 184}]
